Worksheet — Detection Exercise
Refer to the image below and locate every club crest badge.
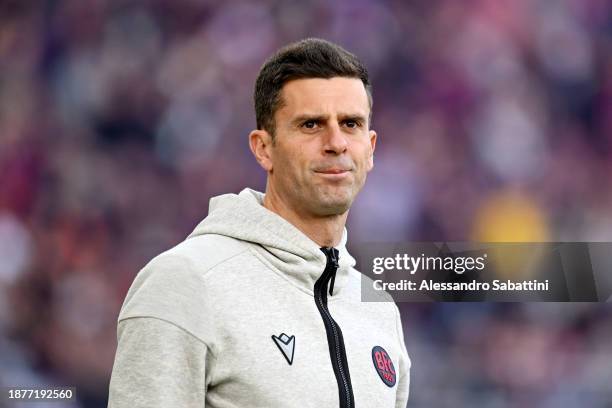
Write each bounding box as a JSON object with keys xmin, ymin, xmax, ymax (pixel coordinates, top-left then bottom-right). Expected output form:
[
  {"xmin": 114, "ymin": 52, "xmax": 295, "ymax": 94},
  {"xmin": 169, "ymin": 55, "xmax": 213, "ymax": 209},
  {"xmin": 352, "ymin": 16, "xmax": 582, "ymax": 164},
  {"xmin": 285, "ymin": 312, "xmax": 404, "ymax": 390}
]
[{"xmin": 371, "ymin": 345, "xmax": 396, "ymax": 387}]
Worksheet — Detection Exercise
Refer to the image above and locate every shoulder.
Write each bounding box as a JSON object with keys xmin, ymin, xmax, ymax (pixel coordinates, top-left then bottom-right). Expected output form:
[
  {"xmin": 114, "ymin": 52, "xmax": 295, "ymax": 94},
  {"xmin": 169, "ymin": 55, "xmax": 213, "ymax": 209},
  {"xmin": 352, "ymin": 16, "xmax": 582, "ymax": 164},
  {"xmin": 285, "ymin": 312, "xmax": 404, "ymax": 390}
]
[
  {"xmin": 117, "ymin": 234, "xmax": 250, "ymax": 340},
  {"xmin": 132, "ymin": 233, "xmax": 249, "ymax": 287},
  {"xmin": 165, "ymin": 233, "xmax": 250, "ymax": 274}
]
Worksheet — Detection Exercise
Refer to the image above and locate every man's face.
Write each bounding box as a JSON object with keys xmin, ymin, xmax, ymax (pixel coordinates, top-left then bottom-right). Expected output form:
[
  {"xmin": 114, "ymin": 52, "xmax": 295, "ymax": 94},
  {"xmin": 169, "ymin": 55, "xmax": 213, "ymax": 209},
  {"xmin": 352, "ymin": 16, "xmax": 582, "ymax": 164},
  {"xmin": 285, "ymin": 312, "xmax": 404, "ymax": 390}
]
[{"xmin": 267, "ymin": 77, "xmax": 376, "ymax": 216}]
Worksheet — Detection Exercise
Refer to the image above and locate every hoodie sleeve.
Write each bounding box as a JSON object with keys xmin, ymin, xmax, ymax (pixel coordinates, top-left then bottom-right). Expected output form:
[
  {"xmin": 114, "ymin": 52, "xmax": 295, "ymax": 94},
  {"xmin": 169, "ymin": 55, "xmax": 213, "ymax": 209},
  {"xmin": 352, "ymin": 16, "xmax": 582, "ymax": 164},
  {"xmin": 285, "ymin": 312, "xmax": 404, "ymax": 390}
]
[
  {"xmin": 108, "ymin": 317, "xmax": 211, "ymax": 408},
  {"xmin": 394, "ymin": 306, "xmax": 411, "ymax": 408}
]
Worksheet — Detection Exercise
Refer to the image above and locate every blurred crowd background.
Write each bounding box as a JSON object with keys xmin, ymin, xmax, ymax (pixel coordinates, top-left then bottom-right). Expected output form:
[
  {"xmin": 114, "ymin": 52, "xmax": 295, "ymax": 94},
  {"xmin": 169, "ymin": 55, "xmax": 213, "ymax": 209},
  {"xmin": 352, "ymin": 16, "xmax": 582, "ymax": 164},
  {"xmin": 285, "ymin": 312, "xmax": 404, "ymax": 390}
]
[{"xmin": 1, "ymin": 0, "xmax": 612, "ymax": 406}]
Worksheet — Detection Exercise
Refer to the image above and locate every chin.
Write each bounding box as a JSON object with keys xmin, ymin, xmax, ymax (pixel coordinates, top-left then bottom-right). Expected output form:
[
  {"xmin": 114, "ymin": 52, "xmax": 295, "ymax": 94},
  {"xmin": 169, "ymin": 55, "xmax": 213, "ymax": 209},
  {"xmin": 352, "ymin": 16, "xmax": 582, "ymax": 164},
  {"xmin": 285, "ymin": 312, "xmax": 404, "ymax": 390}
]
[
  {"xmin": 316, "ymin": 204, "xmax": 350, "ymax": 216},
  {"xmin": 313, "ymin": 194, "xmax": 354, "ymax": 215},
  {"xmin": 304, "ymin": 185, "xmax": 359, "ymax": 215}
]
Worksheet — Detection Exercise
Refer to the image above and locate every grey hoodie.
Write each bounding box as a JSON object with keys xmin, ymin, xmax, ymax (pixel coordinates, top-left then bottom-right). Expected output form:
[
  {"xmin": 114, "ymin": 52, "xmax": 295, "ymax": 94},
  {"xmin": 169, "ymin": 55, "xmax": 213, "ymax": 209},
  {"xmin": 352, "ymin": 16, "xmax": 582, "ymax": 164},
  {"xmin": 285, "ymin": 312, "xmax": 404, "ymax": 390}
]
[{"xmin": 108, "ymin": 188, "xmax": 410, "ymax": 407}]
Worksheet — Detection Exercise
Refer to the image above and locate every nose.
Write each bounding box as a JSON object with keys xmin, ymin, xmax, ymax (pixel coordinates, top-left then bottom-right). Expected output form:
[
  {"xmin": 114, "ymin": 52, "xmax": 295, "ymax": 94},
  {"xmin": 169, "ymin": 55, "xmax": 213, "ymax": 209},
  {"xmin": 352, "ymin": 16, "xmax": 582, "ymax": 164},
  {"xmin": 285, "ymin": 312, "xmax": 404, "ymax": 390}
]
[{"xmin": 323, "ymin": 123, "xmax": 348, "ymax": 155}]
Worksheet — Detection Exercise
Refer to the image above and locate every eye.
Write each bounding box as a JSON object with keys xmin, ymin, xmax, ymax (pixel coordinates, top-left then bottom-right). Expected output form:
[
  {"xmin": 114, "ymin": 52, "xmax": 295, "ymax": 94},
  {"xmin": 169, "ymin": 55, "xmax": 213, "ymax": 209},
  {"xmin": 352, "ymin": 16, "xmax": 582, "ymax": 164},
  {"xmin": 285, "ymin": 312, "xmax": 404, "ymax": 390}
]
[
  {"xmin": 344, "ymin": 120, "xmax": 361, "ymax": 129},
  {"xmin": 302, "ymin": 120, "xmax": 318, "ymax": 129}
]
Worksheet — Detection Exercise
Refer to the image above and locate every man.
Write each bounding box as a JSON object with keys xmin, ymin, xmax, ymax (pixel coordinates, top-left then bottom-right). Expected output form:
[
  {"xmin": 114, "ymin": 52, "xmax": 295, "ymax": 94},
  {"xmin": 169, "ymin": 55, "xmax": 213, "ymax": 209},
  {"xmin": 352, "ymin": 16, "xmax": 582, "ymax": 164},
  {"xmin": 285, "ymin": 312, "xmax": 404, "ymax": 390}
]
[{"xmin": 108, "ymin": 38, "xmax": 410, "ymax": 408}]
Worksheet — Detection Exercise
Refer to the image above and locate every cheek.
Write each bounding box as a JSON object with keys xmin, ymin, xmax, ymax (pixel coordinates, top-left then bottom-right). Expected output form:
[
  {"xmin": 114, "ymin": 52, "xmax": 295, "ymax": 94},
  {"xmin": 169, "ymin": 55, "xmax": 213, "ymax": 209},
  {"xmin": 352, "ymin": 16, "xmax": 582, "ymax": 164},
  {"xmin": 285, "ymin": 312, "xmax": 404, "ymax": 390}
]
[
  {"xmin": 276, "ymin": 145, "xmax": 308, "ymax": 178},
  {"xmin": 291, "ymin": 142, "xmax": 317, "ymax": 167},
  {"xmin": 354, "ymin": 143, "xmax": 373, "ymax": 170}
]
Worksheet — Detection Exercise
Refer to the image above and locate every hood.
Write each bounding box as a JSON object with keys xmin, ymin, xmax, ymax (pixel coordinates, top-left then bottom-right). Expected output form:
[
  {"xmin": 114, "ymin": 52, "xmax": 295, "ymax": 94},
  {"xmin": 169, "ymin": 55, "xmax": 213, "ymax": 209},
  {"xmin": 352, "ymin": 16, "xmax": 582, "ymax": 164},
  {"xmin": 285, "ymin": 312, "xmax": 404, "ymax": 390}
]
[{"xmin": 187, "ymin": 188, "xmax": 356, "ymax": 296}]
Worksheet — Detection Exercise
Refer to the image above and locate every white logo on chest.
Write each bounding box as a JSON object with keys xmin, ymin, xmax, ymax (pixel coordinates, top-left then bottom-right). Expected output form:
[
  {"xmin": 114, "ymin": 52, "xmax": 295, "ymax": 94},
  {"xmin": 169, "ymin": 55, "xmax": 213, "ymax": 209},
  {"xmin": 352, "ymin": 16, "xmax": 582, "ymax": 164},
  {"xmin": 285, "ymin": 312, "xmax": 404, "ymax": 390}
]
[{"xmin": 271, "ymin": 333, "xmax": 295, "ymax": 365}]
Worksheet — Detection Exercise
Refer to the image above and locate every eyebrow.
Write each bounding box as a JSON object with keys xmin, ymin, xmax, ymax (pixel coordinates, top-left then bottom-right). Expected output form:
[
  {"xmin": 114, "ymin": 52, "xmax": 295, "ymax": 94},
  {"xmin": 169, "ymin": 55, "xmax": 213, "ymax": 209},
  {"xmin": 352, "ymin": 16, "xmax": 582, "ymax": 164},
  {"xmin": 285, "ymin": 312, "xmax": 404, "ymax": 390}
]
[
  {"xmin": 291, "ymin": 113, "xmax": 368, "ymax": 126},
  {"xmin": 291, "ymin": 114, "xmax": 328, "ymax": 127}
]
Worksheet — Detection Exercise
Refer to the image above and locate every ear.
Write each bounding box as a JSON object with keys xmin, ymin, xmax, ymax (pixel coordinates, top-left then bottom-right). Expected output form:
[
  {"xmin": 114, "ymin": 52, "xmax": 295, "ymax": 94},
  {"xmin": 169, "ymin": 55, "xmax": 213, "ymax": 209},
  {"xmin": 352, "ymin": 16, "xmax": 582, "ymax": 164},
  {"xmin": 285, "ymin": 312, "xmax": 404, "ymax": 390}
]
[
  {"xmin": 249, "ymin": 129, "xmax": 274, "ymax": 172},
  {"xmin": 367, "ymin": 129, "xmax": 377, "ymax": 171}
]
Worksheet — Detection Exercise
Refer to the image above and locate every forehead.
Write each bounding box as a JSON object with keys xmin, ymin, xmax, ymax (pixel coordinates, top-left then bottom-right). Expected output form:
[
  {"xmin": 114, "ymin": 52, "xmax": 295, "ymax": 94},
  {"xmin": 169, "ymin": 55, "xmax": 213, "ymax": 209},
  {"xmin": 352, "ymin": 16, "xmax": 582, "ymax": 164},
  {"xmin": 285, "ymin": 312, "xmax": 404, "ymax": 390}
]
[{"xmin": 277, "ymin": 77, "xmax": 370, "ymax": 118}]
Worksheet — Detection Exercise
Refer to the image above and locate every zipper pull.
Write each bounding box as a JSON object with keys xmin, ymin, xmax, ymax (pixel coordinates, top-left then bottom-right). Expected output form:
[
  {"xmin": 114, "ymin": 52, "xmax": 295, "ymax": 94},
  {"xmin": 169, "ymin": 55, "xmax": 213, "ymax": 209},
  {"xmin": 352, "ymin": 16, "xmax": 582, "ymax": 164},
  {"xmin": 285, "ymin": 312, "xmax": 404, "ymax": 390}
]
[
  {"xmin": 329, "ymin": 248, "xmax": 339, "ymax": 295},
  {"xmin": 330, "ymin": 248, "xmax": 339, "ymax": 269},
  {"xmin": 320, "ymin": 247, "xmax": 340, "ymax": 296},
  {"xmin": 320, "ymin": 247, "xmax": 340, "ymax": 268},
  {"xmin": 329, "ymin": 270, "xmax": 336, "ymax": 296}
]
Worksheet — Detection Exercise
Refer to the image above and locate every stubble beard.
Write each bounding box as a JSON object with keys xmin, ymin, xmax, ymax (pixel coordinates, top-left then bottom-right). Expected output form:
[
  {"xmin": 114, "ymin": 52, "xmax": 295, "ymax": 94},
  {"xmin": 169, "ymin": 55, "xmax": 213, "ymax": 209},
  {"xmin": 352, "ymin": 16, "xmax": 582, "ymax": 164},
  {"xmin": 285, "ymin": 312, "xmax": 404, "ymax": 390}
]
[{"xmin": 302, "ymin": 177, "xmax": 365, "ymax": 216}]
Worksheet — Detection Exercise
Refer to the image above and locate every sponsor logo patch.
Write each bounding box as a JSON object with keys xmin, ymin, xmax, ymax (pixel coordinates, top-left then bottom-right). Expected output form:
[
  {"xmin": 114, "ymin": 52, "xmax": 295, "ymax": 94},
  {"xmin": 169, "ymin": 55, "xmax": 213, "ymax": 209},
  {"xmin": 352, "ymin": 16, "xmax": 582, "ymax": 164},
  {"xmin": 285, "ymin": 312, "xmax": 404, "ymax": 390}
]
[{"xmin": 372, "ymin": 345, "xmax": 396, "ymax": 387}]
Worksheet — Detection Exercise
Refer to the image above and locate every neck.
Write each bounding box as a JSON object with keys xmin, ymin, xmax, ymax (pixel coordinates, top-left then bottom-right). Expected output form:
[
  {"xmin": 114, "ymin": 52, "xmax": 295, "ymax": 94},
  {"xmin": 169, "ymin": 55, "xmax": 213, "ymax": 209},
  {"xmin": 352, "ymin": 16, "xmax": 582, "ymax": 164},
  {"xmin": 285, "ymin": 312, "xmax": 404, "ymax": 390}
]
[{"xmin": 263, "ymin": 187, "xmax": 347, "ymax": 248}]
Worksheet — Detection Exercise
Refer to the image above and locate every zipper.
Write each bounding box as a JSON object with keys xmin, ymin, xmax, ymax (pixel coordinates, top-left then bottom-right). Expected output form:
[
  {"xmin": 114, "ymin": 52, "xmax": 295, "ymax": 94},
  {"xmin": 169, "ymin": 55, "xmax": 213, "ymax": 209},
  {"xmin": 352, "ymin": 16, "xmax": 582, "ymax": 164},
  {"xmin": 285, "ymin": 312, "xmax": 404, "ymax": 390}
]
[{"xmin": 315, "ymin": 247, "xmax": 355, "ymax": 408}]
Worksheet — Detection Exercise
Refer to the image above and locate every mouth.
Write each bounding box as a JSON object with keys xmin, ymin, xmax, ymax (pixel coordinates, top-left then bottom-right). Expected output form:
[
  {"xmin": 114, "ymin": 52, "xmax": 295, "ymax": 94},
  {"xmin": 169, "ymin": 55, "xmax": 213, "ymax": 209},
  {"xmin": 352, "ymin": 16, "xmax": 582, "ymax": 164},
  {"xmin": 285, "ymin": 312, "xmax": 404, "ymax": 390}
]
[
  {"xmin": 315, "ymin": 168, "xmax": 351, "ymax": 174},
  {"xmin": 313, "ymin": 168, "xmax": 352, "ymax": 180}
]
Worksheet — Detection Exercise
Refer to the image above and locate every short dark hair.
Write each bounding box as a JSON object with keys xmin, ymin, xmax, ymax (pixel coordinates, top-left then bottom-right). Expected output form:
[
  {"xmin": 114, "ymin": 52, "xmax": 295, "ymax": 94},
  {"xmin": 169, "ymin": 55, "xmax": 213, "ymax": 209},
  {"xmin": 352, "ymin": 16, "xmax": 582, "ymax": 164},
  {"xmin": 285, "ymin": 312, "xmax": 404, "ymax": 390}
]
[{"xmin": 254, "ymin": 38, "xmax": 372, "ymax": 138}]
